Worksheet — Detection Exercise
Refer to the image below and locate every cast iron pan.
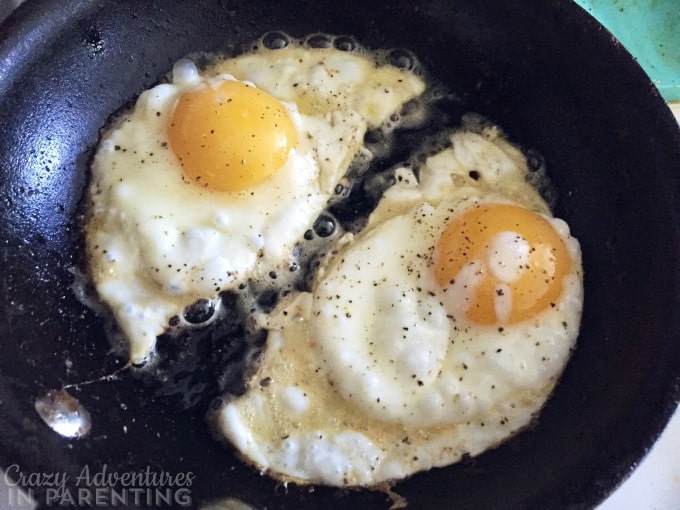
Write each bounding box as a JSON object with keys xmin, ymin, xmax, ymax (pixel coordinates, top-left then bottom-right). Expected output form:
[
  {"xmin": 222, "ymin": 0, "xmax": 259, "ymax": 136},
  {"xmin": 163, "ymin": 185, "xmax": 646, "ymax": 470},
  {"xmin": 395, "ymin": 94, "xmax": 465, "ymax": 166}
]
[{"xmin": 1, "ymin": 0, "xmax": 679, "ymax": 508}]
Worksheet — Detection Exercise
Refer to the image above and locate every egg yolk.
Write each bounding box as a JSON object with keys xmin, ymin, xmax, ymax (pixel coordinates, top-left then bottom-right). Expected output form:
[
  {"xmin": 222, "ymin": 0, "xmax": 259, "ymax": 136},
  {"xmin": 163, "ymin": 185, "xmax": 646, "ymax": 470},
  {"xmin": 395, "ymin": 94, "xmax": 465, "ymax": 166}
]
[
  {"xmin": 168, "ymin": 80, "xmax": 297, "ymax": 192},
  {"xmin": 435, "ymin": 203, "xmax": 572, "ymax": 325}
]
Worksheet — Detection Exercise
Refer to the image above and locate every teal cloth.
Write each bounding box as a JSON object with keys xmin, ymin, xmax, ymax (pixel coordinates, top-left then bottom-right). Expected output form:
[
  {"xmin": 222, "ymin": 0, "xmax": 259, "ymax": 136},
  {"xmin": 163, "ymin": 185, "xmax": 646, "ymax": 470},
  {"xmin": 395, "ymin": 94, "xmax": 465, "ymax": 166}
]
[{"xmin": 574, "ymin": 0, "xmax": 680, "ymax": 101}]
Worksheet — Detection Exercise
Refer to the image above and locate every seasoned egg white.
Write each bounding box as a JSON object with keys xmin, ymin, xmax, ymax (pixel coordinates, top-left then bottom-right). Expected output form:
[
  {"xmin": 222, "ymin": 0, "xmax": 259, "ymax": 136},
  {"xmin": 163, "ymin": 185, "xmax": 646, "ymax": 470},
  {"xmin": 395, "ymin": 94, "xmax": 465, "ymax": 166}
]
[
  {"xmin": 85, "ymin": 45, "xmax": 425, "ymax": 363},
  {"xmin": 217, "ymin": 125, "xmax": 583, "ymax": 486}
]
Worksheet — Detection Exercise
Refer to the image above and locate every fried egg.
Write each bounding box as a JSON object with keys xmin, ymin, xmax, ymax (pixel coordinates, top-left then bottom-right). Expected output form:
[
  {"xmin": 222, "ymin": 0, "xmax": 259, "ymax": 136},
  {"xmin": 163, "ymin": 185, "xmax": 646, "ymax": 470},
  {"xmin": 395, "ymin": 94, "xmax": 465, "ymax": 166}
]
[
  {"xmin": 84, "ymin": 41, "xmax": 425, "ymax": 363},
  {"xmin": 217, "ymin": 124, "xmax": 583, "ymax": 486}
]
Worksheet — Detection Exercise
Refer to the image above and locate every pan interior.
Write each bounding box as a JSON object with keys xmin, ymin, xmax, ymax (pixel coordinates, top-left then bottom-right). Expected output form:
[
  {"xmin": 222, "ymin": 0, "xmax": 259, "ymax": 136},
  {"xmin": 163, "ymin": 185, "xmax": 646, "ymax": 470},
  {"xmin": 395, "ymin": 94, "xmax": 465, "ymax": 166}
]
[{"xmin": 0, "ymin": 1, "xmax": 678, "ymax": 509}]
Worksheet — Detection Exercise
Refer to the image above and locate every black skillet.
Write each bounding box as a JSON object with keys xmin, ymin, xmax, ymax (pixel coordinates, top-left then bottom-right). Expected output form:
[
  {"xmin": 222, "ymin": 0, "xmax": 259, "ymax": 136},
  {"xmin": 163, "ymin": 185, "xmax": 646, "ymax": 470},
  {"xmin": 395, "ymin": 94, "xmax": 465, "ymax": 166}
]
[{"xmin": 1, "ymin": 0, "xmax": 679, "ymax": 508}]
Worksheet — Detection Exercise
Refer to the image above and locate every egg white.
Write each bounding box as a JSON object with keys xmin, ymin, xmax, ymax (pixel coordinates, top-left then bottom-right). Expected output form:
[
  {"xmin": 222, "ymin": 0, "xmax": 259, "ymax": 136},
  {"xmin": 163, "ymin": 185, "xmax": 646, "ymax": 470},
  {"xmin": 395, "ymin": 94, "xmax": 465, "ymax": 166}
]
[
  {"xmin": 85, "ymin": 47, "xmax": 425, "ymax": 363},
  {"xmin": 216, "ymin": 126, "xmax": 583, "ymax": 486}
]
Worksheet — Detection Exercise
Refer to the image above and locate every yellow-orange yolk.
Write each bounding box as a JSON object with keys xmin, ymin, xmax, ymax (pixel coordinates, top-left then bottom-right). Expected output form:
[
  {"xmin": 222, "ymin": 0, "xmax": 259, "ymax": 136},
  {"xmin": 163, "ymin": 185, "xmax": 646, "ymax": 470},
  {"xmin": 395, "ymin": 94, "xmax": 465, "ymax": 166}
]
[
  {"xmin": 435, "ymin": 203, "xmax": 572, "ymax": 325},
  {"xmin": 168, "ymin": 80, "xmax": 297, "ymax": 192}
]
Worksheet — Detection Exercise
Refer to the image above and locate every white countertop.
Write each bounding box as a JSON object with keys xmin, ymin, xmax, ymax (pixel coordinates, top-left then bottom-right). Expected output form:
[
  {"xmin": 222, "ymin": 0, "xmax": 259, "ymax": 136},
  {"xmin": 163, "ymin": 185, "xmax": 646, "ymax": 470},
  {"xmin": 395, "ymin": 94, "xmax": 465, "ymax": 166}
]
[{"xmin": 598, "ymin": 407, "xmax": 680, "ymax": 510}]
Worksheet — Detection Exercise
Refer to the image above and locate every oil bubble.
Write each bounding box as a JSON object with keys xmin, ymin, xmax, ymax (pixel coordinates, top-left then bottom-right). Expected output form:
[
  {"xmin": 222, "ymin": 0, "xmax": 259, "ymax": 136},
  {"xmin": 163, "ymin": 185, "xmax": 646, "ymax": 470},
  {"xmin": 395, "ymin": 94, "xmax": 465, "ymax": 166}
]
[
  {"xmin": 313, "ymin": 214, "xmax": 336, "ymax": 238},
  {"xmin": 306, "ymin": 33, "xmax": 333, "ymax": 48},
  {"xmin": 334, "ymin": 36, "xmax": 357, "ymax": 52},
  {"xmin": 35, "ymin": 389, "xmax": 92, "ymax": 439},
  {"xmin": 262, "ymin": 31, "xmax": 290, "ymax": 50},
  {"xmin": 388, "ymin": 48, "xmax": 416, "ymax": 70},
  {"xmin": 183, "ymin": 298, "xmax": 216, "ymax": 325}
]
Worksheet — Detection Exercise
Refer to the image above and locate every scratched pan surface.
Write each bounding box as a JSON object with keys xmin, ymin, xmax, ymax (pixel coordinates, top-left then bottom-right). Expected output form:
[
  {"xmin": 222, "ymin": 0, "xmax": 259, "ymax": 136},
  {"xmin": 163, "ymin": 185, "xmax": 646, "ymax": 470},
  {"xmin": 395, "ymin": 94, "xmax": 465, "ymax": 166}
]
[{"xmin": 0, "ymin": 0, "xmax": 679, "ymax": 508}]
